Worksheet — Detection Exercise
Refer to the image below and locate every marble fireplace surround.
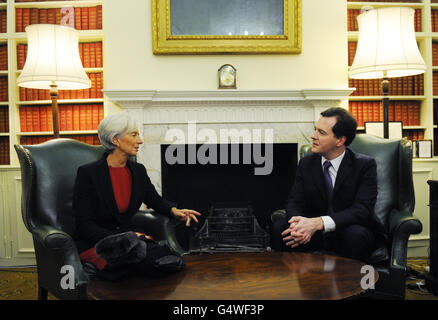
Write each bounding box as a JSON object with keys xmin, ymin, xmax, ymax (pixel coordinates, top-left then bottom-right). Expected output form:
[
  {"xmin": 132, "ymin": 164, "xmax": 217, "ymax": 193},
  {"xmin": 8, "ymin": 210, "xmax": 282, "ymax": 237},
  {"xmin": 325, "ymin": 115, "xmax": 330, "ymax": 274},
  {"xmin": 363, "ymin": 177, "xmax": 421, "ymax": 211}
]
[{"xmin": 103, "ymin": 89, "xmax": 354, "ymax": 194}]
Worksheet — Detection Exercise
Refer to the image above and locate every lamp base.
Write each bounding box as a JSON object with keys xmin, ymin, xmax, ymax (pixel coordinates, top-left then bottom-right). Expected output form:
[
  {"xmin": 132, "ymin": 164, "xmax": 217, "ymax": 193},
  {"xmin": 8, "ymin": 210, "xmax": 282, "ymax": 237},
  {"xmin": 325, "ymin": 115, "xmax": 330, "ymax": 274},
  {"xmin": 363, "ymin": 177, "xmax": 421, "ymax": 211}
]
[
  {"xmin": 49, "ymin": 82, "xmax": 60, "ymax": 138},
  {"xmin": 382, "ymin": 77, "xmax": 389, "ymax": 139}
]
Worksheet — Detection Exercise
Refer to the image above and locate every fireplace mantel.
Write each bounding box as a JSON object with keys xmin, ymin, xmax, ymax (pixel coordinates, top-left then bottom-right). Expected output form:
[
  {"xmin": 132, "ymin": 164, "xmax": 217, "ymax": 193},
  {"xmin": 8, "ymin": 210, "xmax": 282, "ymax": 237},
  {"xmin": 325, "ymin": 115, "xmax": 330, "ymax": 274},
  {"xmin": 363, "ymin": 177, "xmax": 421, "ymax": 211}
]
[
  {"xmin": 104, "ymin": 88, "xmax": 354, "ymax": 123},
  {"xmin": 103, "ymin": 88, "xmax": 355, "ymax": 193},
  {"xmin": 104, "ymin": 88, "xmax": 354, "ymax": 104}
]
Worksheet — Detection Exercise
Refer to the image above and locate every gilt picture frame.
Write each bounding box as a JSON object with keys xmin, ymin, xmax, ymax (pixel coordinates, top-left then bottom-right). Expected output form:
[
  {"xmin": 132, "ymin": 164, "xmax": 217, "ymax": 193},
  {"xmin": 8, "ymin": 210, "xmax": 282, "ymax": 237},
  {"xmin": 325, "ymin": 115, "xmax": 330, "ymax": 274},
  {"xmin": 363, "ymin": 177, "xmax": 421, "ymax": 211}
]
[{"xmin": 152, "ymin": 0, "xmax": 302, "ymax": 54}]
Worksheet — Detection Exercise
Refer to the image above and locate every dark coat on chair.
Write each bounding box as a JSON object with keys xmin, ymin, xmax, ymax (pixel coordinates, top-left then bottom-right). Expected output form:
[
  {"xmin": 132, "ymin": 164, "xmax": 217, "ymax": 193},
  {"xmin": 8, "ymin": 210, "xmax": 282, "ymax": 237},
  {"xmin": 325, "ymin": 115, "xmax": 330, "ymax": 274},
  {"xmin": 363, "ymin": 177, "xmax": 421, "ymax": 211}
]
[
  {"xmin": 286, "ymin": 147, "xmax": 385, "ymax": 234},
  {"xmin": 73, "ymin": 153, "xmax": 174, "ymax": 253}
]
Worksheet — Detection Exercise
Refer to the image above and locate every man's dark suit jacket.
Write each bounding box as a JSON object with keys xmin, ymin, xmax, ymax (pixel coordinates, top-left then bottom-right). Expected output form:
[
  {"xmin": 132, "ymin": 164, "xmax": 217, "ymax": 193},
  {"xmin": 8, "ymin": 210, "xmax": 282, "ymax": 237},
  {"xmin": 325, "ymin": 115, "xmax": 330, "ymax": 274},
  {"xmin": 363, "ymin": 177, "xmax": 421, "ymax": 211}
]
[
  {"xmin": 286, "ymin": 148, "xmax": 385, "ymax": 234},
  {"xmin": 73, "ymin": 153, "xmax": 174, "ymax": 253}
]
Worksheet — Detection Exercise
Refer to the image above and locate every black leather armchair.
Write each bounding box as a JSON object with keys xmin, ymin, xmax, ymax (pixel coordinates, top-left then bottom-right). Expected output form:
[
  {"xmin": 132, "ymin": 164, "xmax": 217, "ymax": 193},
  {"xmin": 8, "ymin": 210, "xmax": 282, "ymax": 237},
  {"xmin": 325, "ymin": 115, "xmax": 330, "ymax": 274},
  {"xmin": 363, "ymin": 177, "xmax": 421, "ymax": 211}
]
[
  {"xmin": 14, "ymin": 138, "xmax": 183, "ymax": 300},
  {"xmin": 271, "ymin": 134, "xmax": 422, "ymax": 299}
]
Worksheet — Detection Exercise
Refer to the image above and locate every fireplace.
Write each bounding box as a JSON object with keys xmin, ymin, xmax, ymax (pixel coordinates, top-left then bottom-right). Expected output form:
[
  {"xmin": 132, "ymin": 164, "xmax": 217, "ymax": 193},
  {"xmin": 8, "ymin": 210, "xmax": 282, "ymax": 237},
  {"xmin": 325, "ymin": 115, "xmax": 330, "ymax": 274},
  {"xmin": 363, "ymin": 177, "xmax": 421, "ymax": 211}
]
[
  {"xmin": 103, "ymin": 89, "xmax": 353, "ymax": 250},
  {"xmin": 161, "ymin": 143, "xmax": 297, "ymax": 251}
]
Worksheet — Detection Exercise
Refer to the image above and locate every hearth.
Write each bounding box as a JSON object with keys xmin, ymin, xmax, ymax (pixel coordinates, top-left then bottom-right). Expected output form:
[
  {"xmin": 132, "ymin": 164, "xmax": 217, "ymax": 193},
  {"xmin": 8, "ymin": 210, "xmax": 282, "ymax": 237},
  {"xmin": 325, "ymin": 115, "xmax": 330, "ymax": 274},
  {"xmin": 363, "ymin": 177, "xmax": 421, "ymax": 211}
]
[{"xmin": 161, "ymin": 143, "xmax": 297, "ymax": 251}]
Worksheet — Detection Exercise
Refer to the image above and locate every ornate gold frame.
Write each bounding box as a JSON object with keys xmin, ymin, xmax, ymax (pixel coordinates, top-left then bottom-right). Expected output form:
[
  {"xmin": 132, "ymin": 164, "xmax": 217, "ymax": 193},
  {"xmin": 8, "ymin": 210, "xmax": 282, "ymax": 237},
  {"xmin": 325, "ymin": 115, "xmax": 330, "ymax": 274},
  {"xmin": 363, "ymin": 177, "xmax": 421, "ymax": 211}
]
[{"xmin": 152, "ymin": 0, "xmax": 302, "ymax": 54}]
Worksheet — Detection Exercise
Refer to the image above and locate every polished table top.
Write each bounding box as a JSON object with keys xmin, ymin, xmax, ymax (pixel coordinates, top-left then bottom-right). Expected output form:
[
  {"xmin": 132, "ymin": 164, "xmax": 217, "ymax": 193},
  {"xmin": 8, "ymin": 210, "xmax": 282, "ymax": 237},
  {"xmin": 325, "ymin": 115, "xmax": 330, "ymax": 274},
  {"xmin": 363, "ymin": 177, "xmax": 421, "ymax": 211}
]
[{"xmin": 87, "ymin": 252, "xmax": 378, "ymax": 300}]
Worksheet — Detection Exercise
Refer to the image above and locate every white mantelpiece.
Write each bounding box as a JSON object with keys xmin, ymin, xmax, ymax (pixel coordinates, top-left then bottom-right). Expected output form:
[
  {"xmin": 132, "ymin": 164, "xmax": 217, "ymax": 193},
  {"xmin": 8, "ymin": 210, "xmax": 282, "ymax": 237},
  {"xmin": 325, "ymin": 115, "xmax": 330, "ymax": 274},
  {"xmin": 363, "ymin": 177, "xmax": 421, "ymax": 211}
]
[
  {"xmin": 104, "ymin": 89, "xmax": 354, "ymax": 192},
  {"xmin": 104, "ymin": 89, "xmax": 354, "ymax": 121}
]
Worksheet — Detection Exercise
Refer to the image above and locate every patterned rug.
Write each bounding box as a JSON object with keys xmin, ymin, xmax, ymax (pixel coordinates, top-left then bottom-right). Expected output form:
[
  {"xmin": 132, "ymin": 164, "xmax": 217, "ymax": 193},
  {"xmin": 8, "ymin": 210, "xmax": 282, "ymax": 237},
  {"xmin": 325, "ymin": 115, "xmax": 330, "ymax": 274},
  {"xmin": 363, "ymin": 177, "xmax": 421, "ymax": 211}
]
[
  {"xmin": 405, "ymin": 257, "xmax": 438, "ymax": 300},
  {"xmin": 0, "ymin": 257, "xmax": 436, "ymax": 300},
  {"xmin": 0, "ymin": 267, "xmax": 57, "ymax": 300}
]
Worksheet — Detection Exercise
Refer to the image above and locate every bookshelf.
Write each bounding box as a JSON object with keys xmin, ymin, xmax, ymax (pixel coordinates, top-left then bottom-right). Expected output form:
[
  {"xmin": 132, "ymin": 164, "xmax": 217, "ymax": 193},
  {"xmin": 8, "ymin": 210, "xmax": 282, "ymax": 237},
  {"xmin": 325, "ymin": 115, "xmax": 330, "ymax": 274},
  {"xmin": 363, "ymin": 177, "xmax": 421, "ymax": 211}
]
[
  {"xmin": 0, "ymin": 0, "xmax": 105, "ymax": 167},
  {"xmin": 347, "ymin": 0, "xmax": 438, "ymax": 155}
]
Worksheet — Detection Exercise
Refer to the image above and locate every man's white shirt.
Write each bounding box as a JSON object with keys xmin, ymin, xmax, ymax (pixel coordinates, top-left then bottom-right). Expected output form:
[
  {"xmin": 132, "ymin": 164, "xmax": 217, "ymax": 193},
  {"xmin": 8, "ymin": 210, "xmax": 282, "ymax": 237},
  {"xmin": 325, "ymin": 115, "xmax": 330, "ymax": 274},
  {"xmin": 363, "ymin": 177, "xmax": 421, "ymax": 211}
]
[{"xmin": 320, "ymin": 150, "xmax": 346, "ymax": 233}]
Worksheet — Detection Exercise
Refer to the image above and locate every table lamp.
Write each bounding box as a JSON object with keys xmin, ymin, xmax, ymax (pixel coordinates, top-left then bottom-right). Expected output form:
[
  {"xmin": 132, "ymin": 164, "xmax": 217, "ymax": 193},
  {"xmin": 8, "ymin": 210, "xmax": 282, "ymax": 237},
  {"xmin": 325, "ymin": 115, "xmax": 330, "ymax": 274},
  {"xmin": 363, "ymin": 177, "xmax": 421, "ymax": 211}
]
[
  {"xmin": 17, "ymin": 24, "xmax": 91, "ymax": 138},
  {"xmin": 349, "ymin": 7, "xmax": 426, "ymax": 138}
]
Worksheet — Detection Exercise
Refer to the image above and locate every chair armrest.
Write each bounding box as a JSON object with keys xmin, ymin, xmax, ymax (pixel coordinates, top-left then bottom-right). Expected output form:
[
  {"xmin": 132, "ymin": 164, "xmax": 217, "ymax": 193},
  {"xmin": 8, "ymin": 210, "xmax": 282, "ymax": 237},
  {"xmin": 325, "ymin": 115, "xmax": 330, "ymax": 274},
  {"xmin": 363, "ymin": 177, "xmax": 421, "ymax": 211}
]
[
  {"xmin": 388, "ymin": 209, "xmax": 422, "ymax": 269},
  {"xmin": 130, "ymin": 209, "xmax": 169, "ymax": 240},
  {"xmin": 130, "ymin": 210, "xmax": 186, "ymax": 255},
  {"xmin": 31, "ymin": 225, "xmax": 89, "ymax": 298},
  {"xmin": 33, "ymin": 225, "xmax": 77, "ymax": 250}
]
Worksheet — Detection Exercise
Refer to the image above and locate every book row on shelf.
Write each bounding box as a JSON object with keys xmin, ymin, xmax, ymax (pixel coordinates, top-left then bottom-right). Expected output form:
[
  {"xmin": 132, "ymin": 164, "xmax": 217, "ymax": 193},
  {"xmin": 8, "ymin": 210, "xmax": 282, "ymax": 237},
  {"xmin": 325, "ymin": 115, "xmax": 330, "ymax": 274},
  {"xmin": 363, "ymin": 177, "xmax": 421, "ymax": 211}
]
[
  {"xmin": 1, "ymin": 133, "xmax": 101, "ymax": 166},
  {"xmin": 0, "ymin": 105, "xmax": 8, "ymax": 133},
  {"xmin": 15, "ymin": 5, "xmax": 102, "ymax": 32},
  {"xmin": 0, "ymin": 76, "xmax": 8, "ymax": 101},
  {"xmin": 349, "ymin": 100, "xmax": 421, "ymax": 127},
  {"xmin": 19, "ymin": 72, "xmax": 103, "ymax": 101},
  {"xmin": 431, "ymin": 10, "xmax": 438, "ymax": 33},
  {"xmin": 0, "ymin": 9, "xmax": 6, "ymax": 34},
  {"xmin": 349, "ymin": 75, "xmax": 424, "ymax": 96},
  {"xmin": 433, "ymin": 43, "xmax": 438, "ymax": 66},
  {"xmin": 347, "ymin": 9, "xmax": 421, "ymax": 32},
  {"xmin": 432, "ymin": 72, "xmax": 438, "ymax": 95},
  {"xmin": 0, "ymin": 73, "xmax": 104, "ymax": 102},
  {"xmin": 0, "ymin": 136, "xmax": 9, "ymax": 165},
  {"xmin": 404, "ymin": 129, "xmax": 425, "ymax": 141},
  {"xmin": 16, "ymin": 44, "xmax": 26, "ymax": 70},
  {"xmin": 0, "ymin": 44, "xmax": 7, "ymax": 70},
  {"xmin": 78, "ymin": 42, "xmax": 103, "ymax": 68},
  {"xmin": 20, "ymin": 135, "xmax": 101, "ymax": 146},
  {"xmin": 20, "ymin": 103, "xmax": 103, "ymax": 132},
  {"xmin": 17, "ymin": 41, "xmax": 103, "ymax": 70},
  {"xmin": 348, "ymin": 42, "xmax": 357, "ymax": 67}
]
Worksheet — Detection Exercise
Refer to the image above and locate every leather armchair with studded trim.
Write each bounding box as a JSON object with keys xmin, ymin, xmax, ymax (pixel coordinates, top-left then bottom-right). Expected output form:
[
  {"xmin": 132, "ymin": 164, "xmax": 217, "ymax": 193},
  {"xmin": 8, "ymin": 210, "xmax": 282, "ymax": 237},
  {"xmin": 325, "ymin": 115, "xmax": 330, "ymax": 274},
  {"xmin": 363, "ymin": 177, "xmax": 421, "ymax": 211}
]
[
  {"xmin": 14, "ymin": 139, "xmax": 183, "ymax": 300},
  {"xmin": 271, "ymin": 134, "xmax": 422, "ymax": 299}
]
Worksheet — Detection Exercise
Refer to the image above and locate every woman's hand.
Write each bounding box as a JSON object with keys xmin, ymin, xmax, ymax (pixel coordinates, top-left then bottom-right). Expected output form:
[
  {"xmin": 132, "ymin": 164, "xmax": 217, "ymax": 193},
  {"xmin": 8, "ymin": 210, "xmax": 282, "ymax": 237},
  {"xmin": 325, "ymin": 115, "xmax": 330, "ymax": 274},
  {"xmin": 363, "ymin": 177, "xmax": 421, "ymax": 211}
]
[{"xmin": 171, "ymin": 208, "xmax": 202, "ymax": 227}]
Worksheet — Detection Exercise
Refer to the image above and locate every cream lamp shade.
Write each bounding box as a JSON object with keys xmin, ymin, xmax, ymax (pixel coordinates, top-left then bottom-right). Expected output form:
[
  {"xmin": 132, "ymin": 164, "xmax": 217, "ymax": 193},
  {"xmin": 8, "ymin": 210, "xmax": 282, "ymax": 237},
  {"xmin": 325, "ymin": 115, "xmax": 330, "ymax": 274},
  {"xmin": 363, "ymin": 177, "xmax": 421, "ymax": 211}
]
[
  {"xmin": 349, "ymin": 7, "xmax": 426, "ymax": 79},
  {"xmin": 17, "ymin": 24, "xmax": 91, "ymax": 90}
]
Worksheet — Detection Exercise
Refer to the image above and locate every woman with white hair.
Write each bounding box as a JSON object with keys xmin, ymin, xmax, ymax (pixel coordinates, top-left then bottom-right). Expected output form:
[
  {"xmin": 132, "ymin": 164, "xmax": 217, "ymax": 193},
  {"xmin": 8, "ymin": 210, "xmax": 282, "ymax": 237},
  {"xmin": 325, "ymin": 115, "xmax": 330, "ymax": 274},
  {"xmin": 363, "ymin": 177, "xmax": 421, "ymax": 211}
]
[{"xmin": 73, "ymin": 112, "xmax": 201, "ymax": 271}]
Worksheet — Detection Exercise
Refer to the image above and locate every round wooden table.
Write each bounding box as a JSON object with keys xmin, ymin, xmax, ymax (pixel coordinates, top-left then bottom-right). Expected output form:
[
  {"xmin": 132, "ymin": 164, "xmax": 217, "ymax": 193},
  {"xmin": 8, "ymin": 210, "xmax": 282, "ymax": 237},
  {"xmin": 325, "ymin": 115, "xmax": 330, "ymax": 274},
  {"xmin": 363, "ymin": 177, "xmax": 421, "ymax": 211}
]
[{"xmin": 87, "ymin": 252, "xmax": 378, "ymax": 300}]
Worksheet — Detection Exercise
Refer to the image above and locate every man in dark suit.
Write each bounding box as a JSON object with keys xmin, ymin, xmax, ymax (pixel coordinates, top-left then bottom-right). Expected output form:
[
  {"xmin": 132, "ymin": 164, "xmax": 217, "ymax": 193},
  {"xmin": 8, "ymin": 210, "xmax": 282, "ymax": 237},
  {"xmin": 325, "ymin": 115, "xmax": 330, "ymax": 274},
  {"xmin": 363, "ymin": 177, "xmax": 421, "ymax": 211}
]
[{"xmin": 272, "ymin": 107, "xmax": 384, "ymax": 262}]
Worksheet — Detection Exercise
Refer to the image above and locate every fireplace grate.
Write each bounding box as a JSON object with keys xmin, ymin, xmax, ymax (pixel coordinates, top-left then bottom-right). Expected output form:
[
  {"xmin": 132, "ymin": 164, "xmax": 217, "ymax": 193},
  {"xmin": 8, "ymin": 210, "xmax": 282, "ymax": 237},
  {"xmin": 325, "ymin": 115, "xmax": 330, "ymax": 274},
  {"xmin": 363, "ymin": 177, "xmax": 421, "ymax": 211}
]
[{"xmin": 189, "ymin": 205, "xmax": 270, "ymax": 253}]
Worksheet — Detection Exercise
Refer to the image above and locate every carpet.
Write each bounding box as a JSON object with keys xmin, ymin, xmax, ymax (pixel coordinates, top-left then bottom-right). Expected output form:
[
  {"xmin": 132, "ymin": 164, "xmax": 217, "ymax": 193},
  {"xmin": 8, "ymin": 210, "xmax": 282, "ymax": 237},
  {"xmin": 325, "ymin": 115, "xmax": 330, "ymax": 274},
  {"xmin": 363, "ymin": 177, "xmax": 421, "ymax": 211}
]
[
  {"xmin": 405, "ymin": 257, "xmax": 438, "ymax": 300},
  {"xmin": 0, "ymin": 267, "xmax": 57, "ymax": 300},
  {"xmin": 0, "ymin": 257, "xmax": 437, "ymax": 300}
]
